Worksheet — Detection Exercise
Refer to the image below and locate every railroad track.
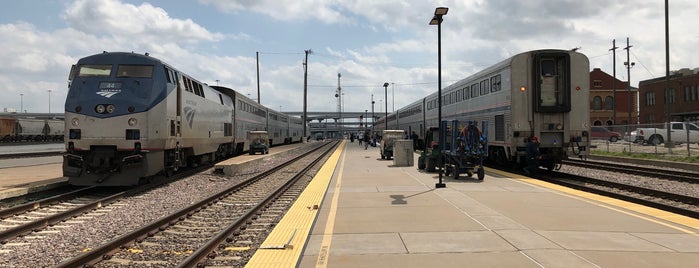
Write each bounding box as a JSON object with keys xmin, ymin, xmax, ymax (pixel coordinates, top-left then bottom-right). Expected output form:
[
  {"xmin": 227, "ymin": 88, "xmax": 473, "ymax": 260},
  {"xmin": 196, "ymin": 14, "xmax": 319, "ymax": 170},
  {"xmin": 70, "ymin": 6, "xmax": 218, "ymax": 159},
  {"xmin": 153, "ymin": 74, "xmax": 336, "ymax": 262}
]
[
  {"xmin": 0, "ymin": 163, "xmax": 211, "ymax": 245},
  {"xmin": 538, "ymin": 171, "xmax": 699, "ymax": 219},
  {"xmin": 0, "ymin": 186, "xmax": 111, "ymax": 244},
  {"xmin": 562, "ymin": 159, "xmax": 699, "ymax": 184},
  {"xmin": 53, "ymin": 140, "xmax": 338, "ymax": 267}
]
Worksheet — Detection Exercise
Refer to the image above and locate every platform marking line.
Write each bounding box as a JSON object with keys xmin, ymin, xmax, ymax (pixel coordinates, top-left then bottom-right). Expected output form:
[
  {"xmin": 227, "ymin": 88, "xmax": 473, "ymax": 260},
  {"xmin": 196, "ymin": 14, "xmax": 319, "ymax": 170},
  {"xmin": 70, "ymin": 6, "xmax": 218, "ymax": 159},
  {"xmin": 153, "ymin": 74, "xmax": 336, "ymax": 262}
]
[
  {"xmin": 487, "ymin": 168, "xmax": 699, "ymax": 234},
  {"xmin": 245, "ymin": 142, "xmax": 345, "ymax": 267},
  {"xmin": 314, "ymin": 146, "xmax": 346, "ymax": 268}
]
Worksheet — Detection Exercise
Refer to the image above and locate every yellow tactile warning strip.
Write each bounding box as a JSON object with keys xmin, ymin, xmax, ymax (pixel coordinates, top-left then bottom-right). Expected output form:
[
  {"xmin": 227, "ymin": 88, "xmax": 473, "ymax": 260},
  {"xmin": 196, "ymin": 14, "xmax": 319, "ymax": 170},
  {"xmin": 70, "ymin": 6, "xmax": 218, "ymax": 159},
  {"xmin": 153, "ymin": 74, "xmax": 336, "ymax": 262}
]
[
  {"xmin": 245, "ymin": 141, "xmax": 345, "ymax": 267},
  {"xmin": 487, "ymin": 167, "xmax": 699, "ymax": 233}
]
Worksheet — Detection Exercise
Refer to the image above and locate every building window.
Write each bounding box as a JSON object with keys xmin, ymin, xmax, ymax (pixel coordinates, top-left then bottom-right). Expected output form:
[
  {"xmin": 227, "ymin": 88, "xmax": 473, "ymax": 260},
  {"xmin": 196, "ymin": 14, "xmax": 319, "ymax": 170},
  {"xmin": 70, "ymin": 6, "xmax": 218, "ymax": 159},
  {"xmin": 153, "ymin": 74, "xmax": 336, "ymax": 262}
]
[
  {"xmin": 593, "ymin": 80, "xmax": 602, "ymax": 88},
  {"xmin": 645, "ymin": 91, "xmax": 655, "ymax": 106},
  {"xmin": 604, "ymin": 96, "xmax": 614, "ymax": 110},
  {"xmin": 665, "ymin": 88, "xmax": 675, "ymax": 104},
  {"xmin": 592, "ymin": 96, "xmax": 602, "ymax": 110}
]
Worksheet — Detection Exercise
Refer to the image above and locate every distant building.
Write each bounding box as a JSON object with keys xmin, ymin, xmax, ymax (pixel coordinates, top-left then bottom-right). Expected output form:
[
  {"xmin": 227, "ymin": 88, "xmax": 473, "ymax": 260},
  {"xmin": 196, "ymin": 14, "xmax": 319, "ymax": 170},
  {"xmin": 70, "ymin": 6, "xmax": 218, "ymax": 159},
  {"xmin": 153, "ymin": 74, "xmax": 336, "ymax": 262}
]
[
  {"xmin": 589, "ymin": 68, "xmax": 638, "ymax": 126},
  {"xmin": 637, "ymin": 68, "xmax": 699, "ymax": 124}
]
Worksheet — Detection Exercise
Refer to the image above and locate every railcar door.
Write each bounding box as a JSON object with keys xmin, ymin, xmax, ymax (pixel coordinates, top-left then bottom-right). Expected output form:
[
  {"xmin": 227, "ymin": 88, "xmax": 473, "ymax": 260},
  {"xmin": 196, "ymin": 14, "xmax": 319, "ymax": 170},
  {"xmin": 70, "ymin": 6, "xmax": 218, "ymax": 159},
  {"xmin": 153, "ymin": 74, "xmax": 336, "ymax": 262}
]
[{"xmin": 533, "ymin": 53, "xmax": 571, "ymax": 113}]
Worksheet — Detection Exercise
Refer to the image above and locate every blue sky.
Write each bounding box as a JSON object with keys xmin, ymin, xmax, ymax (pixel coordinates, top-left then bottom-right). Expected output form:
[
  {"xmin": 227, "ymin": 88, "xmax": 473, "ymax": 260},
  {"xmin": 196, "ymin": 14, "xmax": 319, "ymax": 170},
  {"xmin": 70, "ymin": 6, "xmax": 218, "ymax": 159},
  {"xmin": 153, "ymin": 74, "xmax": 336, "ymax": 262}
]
[{"xmin": 1, "ymin": 0, "xmax": 697, "ymax": 115}]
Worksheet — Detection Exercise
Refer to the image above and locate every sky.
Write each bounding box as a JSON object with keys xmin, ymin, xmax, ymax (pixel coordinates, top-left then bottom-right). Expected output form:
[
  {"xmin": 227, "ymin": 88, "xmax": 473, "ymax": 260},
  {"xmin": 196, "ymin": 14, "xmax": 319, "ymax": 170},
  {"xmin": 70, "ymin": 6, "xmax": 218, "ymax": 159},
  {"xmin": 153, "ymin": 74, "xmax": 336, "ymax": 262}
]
[{"xmin": 1, "ymin": 0, "xmax": 697, "ymax": 116}]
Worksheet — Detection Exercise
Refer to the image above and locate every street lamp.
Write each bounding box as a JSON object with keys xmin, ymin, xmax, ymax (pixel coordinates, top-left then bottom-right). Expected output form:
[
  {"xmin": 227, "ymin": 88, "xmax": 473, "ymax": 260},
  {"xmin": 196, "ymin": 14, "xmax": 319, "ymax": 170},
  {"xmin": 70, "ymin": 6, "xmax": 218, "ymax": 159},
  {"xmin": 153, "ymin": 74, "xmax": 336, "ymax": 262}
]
[
  {"xmin": 430, "ymin": 6, "xmax": 448, "ymax": 188},
  {"xmin": 48, "ymin": 89, "xmax": 52, "ymax": 113},
  {"xmin": 371, "ymin": 94, "xmax": 375, "ymax": 129},
  {"xmin": 383, "ymin": 82, "xmax": 389, "ymax": 130}
]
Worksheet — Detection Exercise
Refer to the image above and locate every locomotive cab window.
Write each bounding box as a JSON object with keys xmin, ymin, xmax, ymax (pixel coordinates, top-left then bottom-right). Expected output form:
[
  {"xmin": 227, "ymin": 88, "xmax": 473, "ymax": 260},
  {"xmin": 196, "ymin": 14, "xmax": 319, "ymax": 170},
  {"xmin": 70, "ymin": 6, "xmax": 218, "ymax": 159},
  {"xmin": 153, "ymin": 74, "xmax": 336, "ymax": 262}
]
[
  {"xmin": 534, "ymin": 53, "xmax": 571, "ymax": 112},
  {"xmin": 78, "ymin": 64, "xmax": 112, "ymax": 77},
  {"xmin": 116, "ymin": 65, "xmax": 153, "ymax": 78}
]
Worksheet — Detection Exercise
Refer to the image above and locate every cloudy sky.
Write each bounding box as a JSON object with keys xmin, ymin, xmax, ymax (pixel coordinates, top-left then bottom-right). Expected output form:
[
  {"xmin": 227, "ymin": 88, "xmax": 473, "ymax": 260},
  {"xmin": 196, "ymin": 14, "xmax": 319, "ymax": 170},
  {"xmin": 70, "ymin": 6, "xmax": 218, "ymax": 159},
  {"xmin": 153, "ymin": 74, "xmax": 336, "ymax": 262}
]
[{"xmin": 1, "ymin": 0, "xmax": 697, "ymax": 115}]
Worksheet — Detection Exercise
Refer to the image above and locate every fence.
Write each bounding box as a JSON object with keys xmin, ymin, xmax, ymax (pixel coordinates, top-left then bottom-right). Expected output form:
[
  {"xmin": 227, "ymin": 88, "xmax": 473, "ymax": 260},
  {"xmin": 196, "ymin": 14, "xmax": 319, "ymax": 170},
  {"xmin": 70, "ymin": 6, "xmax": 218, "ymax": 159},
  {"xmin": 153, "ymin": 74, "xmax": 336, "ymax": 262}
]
[{"xmin": 590, "ymin": 123, "xmax": 699, "ymax": 158}]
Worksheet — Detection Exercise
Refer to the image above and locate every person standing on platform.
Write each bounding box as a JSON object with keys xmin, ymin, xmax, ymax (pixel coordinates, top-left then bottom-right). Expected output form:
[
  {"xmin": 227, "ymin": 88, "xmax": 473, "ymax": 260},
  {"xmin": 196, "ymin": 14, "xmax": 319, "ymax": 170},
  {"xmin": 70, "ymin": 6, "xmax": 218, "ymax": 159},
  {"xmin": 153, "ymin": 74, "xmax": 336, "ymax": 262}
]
[
  {"xmin": 363, "ymin": 131, "xmax": 370, "ymax": 150},
  {"xmin": 523, "ymin": 136, "xmax": 540, "ymax": 175},
  {"xmin": 410, "ymin": 131, "xmax": 419, "ymax": 150}
]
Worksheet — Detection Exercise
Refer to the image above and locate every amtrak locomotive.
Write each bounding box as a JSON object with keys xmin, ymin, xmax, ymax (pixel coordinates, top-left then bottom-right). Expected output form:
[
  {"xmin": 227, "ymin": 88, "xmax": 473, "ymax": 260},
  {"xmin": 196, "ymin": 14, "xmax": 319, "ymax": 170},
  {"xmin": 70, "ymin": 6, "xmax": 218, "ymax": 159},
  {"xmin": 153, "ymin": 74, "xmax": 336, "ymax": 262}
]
[
  {"xmin": 374, "ymin": 49, "xmax": 591, "ymax": 170},
  {"xmin": 63, "ymin": 52, "xmax": 303, "ymax": 186}
]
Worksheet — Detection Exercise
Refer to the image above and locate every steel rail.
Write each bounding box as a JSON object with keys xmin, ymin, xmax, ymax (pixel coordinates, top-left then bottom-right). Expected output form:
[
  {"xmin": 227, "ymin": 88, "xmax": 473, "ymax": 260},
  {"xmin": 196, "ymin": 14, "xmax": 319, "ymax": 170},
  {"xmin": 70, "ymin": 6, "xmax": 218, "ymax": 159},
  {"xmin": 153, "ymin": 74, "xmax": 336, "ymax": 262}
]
[{"xmin": 53, "ymin": 141, "xmax": 335, "ymax": 268}]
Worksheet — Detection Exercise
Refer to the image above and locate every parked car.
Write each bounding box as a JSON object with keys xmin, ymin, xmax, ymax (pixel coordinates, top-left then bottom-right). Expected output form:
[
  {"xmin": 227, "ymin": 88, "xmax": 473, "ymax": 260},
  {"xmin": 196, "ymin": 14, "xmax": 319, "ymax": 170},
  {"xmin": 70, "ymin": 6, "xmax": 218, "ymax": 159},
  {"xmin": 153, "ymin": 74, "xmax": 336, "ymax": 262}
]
[
  {"xmin": 590, "ymin": 126, "xmax": 621, "ymax": 142},
  {"xmin": 636, "ymin": 122, "xmax": 699, "ymax": 145},
  {"xmin": 624, "ymin": 130, "xmax": 642, "ymax": 143}
]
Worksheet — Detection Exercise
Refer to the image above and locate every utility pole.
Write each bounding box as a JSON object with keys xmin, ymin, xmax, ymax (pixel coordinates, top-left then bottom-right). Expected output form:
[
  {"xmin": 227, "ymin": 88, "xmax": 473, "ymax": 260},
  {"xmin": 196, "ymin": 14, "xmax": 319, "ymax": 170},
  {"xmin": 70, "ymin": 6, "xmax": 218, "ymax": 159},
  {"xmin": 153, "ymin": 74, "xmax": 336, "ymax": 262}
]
[
  {"xmin": 623, "ymin": 37, "xmax": 634, "ymax": 154},
  {"xmin": 664, "ymin": 0, "xmax": 673, "ymax": 151},
  {"xmin": 610, "ymin": 39, "xmax": 618, "ymax": 127},
  {"xmin": 303, "ymin": 49, "xmax": 312, "ymax": 141},
  {"xmin": 256, "ymin": 52, "xmax": 260, "ymax": 104}
]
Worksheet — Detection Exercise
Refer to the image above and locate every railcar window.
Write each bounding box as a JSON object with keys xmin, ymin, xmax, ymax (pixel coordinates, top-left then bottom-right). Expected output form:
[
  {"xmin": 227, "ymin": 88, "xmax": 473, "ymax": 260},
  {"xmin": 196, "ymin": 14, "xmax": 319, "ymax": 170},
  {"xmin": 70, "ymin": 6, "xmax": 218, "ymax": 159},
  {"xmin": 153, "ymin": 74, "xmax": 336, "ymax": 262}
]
[
  {"xmin": 471, "ymin": 83, "xmax": 479, "ymax": 98},
  {"xmin": 116, "ymin": 65, "xmax": 153, "ymax": 78},
  {"xmin": 491, "ymin": 75, "xmax": 501, "ymax": 92},
  {"xmin": 541, "ymin": 60, "xmax": 556, "ymax": 76},
  {"xmin": 78, "ymin": 64, "xmax": 112, "ymax": 77},
  {"xmin": 480, "ymin": 79, "xmax": 489, "ymax": 95},
  {"xmin": 462, "ymin": 86, "xmax": 469, "ymax": 100},
  {"xmin": 164, "ymin": 67, "xmax": 172, "ymax": 83}
]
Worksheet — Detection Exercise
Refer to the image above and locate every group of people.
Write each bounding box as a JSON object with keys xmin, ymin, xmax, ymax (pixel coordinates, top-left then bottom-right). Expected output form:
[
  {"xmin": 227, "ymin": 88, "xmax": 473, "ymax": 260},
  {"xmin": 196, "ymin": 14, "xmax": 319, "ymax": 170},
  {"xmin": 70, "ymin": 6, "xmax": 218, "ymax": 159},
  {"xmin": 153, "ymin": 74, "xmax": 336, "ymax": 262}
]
[{"xmin": 349, "ymin": 131, "xmax": 379, "ymax": 149}]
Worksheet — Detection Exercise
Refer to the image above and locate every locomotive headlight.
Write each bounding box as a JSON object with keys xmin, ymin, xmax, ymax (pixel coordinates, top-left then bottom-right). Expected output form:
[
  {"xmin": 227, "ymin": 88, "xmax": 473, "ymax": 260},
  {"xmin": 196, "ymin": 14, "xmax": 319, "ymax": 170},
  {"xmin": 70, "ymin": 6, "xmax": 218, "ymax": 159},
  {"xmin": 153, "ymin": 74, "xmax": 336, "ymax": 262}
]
[
  {"xmin": 128, "ymin": 118, "xmax": 138, "ymax": 126},
  {"xmin": 107, "ymin": 104, "xmax": 116, "ymax": 113},
  {"xmin": 71, "ymin": 118, "xmax": 80, "ymax": 126},
  {"xmin": 95, "ymin": 104, "xmax": 106, "ymax": 113}
]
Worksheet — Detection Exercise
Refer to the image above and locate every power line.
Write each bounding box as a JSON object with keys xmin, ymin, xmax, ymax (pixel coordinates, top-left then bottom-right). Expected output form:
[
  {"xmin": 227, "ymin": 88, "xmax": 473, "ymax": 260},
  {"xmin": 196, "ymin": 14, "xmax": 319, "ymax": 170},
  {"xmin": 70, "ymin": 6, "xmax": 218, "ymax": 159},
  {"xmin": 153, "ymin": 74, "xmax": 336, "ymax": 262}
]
[{"xmin": 630, "ymin": 50, "xmax": 655, "ymax": 78}]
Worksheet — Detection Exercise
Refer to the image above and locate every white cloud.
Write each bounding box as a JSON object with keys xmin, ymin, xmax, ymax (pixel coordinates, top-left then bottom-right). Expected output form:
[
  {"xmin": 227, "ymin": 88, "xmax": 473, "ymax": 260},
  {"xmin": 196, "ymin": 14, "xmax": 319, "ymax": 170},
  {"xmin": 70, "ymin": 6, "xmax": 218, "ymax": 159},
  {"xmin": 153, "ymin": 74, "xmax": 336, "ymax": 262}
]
[{"xmin": 64, "ymin": 0, "xmax": 224, "ymax": 42}]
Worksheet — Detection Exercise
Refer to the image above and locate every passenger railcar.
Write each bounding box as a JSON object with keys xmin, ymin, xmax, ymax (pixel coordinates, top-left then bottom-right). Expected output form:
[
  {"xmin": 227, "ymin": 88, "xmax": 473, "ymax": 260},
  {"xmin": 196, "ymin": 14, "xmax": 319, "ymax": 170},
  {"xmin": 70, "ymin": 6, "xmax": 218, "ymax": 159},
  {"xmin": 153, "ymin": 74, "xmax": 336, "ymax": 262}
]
[
  {"xmin": 377, "ymin": 49, "xmax": 590, "ymax": 170},
  {"xmin": 63, "ymin": 52, "xmax": 304, "ymax": 186}
]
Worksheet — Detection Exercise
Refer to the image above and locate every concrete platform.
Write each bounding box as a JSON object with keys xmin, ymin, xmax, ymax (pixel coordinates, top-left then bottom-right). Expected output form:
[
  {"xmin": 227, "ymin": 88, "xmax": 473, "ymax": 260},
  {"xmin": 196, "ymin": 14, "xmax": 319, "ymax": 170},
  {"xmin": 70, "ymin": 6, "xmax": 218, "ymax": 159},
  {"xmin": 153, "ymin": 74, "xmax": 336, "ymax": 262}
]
[
  {"xmin": 248, "ymin": 140, "xmax": 699, "ymax": 268},
  {"xmin": 0, "ymin": 157, "xmax": 66, "ymax": 201}
]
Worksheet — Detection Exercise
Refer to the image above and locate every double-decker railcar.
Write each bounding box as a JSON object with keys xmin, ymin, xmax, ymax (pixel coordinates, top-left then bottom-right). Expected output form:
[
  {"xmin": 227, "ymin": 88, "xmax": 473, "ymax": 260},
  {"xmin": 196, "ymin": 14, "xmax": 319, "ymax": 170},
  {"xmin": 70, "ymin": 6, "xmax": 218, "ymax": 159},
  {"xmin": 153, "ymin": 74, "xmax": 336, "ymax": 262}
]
[{"xmin": 378, "ymin": 49, "xmax": 590, "ymax": 170}]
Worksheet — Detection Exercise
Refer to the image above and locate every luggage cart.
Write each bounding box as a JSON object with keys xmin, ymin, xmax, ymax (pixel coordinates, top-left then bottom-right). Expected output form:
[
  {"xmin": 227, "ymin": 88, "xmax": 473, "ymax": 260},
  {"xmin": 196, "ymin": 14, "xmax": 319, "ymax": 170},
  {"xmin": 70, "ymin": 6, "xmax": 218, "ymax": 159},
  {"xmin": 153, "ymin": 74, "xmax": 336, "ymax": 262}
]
[{"xmin": 441, "ymin": 120, "xmax": 488, "ymax": 180}]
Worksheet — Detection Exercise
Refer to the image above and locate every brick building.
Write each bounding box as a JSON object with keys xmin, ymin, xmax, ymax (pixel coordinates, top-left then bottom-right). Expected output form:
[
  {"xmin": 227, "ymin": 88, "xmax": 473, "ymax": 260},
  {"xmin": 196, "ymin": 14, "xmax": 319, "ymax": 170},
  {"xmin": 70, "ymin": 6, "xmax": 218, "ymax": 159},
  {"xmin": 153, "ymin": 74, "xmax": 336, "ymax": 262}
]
[
  {"xmin": 637, "ymin": 68, "xmax": 699, "ymax": 124},
  {"xmin": 589, "ymin": 68, "xmax": 637, "ymax": 126}
]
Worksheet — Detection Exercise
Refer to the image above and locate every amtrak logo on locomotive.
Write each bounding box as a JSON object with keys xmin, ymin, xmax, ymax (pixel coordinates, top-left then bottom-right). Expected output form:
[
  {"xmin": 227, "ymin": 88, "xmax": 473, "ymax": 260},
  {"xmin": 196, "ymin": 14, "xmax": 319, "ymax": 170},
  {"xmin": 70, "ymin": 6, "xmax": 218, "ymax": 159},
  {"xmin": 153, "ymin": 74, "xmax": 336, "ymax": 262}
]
[
  {"xmin": 184, "ymin": 106, "xmax": 196, "ymax": 129},
  {"xmin": 96, "ymin": 89, "xmax": 121, "ymax": 98}
]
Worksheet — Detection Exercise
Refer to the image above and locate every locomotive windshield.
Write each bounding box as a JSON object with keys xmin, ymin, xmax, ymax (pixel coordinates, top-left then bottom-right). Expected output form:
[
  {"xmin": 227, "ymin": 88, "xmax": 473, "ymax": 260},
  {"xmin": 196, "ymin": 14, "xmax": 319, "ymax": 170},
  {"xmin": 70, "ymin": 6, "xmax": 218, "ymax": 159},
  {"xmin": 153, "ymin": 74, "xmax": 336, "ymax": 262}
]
[
  {"xmin": 78, "ymin": 64, "xmax": 112, "ymax": 77},
  {"xmin": 116, "ymin": 65, "xmax": 153, "ymax": 78}
]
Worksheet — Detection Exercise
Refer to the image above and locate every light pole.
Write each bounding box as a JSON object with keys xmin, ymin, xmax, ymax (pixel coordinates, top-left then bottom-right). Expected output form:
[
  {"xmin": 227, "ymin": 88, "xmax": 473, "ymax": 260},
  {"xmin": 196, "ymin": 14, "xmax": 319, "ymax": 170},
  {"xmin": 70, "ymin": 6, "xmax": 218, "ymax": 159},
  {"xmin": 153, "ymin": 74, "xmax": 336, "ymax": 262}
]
[
  {"xmin": 430, "ymin": 6, "xmax": 448, "ymax": 188},
  {"xmin": 383, "ymin": 82, "xmax": 389, "ymax": 130},
  {"xmin": 371, "ymin": 94, "xmax": 375, "ymax": 129},
  {"xmin": 391, "ymin": 82, "xmax": 395, "ymax": 112},
  {"xmin": 48, "ymin": 89, "xmax": 52, "ymax": 113}
]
